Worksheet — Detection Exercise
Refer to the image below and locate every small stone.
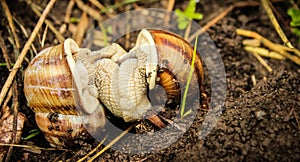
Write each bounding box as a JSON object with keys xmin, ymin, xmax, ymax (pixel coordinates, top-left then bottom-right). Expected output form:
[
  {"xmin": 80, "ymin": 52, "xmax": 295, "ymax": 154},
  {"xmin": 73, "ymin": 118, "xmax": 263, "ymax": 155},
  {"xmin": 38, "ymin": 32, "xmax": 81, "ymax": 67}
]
[
  {"xmin": 231, "ymin": 120, "xmax": 239, "ymax": 127},
  {"xmin": 235, "ymin": 127, "xmax": 242, "ymax": 134},
  {"xmin": 255, "ymin": 110, "xmax": 266, "ymax": 120},
  {"xmin": 227, "ymin": 127, "xmax": 234, "ymax": 134},
  {"xmin": 241, "ymin": 136, "xmax": 246, "ymax": 143},
  {"xmin": 242, "ymin": 149, "xmax": 248, "ymax": 156},
  {"xmin": 283, "ymin": 116, "xmax": 290, "ymax": 122},
  {"xmin": 262, "ymin": 138, "xmax": 271, "ymax": 147},
  {"xmin": 250, "ymin": 140, "xmax": 257, "ymax": 147}
]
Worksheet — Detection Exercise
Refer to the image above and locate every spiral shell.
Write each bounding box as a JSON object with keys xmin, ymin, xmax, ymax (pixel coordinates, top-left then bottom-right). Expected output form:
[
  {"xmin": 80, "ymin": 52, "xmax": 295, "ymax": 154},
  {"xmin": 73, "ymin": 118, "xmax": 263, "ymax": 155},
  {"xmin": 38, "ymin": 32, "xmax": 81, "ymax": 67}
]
[
  {"xmin": 35, "ymin": 112, "xmax": 84, "ymax": 147},
  {"xmin": 24, "ymin": 43, "xmax": 77, "ymax": 114},
  {"xmin": 149, "ymin": 29, "xmax": 204, "ymax": 89},
  {"xmin": 148, "ymin": 29, "xmax": 204, "ymax": 107},
  {"xmin": 24, "ymin": 39, "xmax": 105, "ymax": 147}
]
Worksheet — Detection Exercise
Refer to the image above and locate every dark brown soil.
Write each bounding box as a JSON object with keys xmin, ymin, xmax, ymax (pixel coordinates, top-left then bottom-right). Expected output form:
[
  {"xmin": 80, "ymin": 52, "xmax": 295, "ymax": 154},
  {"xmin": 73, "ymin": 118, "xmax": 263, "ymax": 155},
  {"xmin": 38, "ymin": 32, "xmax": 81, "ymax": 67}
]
[{"xmin": 0, "ymin": 0, "xmax": 299, "ymax": 161}]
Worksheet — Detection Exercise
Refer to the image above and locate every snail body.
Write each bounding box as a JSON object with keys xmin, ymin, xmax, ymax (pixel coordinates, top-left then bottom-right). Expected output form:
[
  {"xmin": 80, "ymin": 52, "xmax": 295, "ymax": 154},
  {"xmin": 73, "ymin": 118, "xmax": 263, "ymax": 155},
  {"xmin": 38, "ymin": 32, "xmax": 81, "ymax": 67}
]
[
  {"xmin": 93, "ymin": 29, "xmax": 204, "ymax": 123},
  {"xmin": 23, "ymin": 29, "xmax": 205, "ymax": 147}
]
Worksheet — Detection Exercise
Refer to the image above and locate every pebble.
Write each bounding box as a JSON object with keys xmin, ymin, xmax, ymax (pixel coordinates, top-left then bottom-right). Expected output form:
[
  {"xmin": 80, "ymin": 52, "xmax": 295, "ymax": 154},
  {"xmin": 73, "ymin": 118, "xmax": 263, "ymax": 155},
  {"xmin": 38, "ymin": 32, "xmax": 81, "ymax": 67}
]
[
  {"xmin": 255, "ymin": 110, "xmax": 266, "ymax": 120},
  {"xmin": 262, "ymin": 138, "xmax": 271, "ymax": 147}
]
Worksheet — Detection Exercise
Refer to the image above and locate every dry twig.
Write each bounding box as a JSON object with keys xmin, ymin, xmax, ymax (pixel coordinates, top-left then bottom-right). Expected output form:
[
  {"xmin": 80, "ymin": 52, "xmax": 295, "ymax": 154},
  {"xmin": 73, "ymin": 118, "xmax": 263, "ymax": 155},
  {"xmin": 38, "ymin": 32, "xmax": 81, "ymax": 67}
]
[
  {"xmin": 89, "ymin": 0, "xmax": 115, "ymax": 18},
  {"xmin": 0, "ymin": 143, "xmax": 68, "ymax": 151},
  {"xmin": 251, "ymin": 52, "xmax": 273, "ymax": 72},
  {"xmin": 87, "ymin": 125, "xmax": 134, "ymax": 161},
  {"xmin": 242, "ymin": 39, "xmax": 262, "ymax": 47},
  {"xmin": 1, "ymin": 0, "xmax": 20, "ymax": 49},
  {"xmin": 4, "ymin": 81, "xmax": 19, "ymax": 162},
  {"xmin": 12, "ymin": 17, "xmax": 38, "ymax": 57},
  {"xmin": 244, "ymin": 46, "xmax": 285, "ymax": 60},
  {"xmin": 59, "ymin": 0, "xmax": 75, "ymax": 34},
  {"xmin": 27, "ymin": 0, "xmax": 65, "ymax": 43},
  {"xmin": 293, "ymin": 110, "xmax": 300, "ymax": 131},
  {"xmin": 237, "ymin": 29, "xmax": 300, "ymax": 65},
  {"xmin": 74, "ymin": 12, "xmax": 89, "ymax": 46},
  {"xmin": 188, "ymin": 1, "xmax": 260, "ymax": 42},
  {"xmin": 164, "ymin": 0, "xmax": 176, "ymax": 25},
  {"xmin": 41, "ymin": 24, "xmax": 49, "ymax": 47},
  {"xmin": 74, "ymin": 0, "xmax": 103, "ymax": 22},
  {"xmin": 0, "ymin": 33, "xmax": 12, "ymax": 69},
  {"xmin": 0, "ymin": 0, "xmax": 57, "ymax": 107},
  {"xmin": 251, "ymin": 74, "xmax": 257, "ymax": 86},
  {"xmin": 1, "ymin": 88, "xmax": 12, "ymax": 114},
  {"xmin": 77, "ymin": 135, "xmax": 108, "ymax": 162},
  {"xmin": 261, "ymin": 0, "xmax": 294, "ymax": 48}
]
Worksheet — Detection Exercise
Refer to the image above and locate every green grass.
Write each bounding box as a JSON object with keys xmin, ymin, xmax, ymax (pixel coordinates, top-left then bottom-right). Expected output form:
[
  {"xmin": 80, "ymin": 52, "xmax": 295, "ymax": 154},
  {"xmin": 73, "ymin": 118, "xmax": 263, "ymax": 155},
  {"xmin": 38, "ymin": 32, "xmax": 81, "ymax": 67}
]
[
  {"xmin": 22, "ymin": 129, "xmax": 41, "ymax": 140},
  {"xmin": 180, "ymin": 35, "xmax": 198, "ymax": 118},
  {"xmin": 0, "ymin": 63, "xmax": 14, "ymax": 67}
]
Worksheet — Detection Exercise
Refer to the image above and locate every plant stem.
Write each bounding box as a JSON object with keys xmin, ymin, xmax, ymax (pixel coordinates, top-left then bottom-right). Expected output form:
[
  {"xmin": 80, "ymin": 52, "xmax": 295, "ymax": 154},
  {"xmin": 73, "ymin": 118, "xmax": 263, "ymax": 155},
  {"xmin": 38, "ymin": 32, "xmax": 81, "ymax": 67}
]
[{"xmin": 261, "ymin": 0, "xmax": 294, "ymax": 48}]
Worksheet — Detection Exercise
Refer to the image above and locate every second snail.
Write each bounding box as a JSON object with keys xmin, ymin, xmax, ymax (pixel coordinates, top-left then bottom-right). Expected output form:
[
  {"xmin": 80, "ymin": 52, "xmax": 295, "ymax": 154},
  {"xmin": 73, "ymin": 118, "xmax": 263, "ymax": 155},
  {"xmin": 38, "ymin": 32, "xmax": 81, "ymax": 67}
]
[{"xmin": 23, "ymin": 29, "xmax": 206, "ymax": 147}]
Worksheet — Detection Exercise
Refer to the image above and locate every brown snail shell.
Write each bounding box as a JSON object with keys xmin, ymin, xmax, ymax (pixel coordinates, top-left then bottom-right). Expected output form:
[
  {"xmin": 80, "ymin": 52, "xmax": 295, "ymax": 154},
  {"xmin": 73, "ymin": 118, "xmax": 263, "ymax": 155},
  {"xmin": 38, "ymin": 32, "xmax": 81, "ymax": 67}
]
[
  {"xmin": 35, "ymin": 112, "xmax": 85, "ymax": 147},
  {"xmin": 148, "ymin": 29, "xmax": 204, "ymax": 89},
  {"xmin": 24, "ymin": 44, "xmax": 77, "ymax": 115},
  {"xmin": 24, "ymin": 39, "xmax": 105, "ymax": 147},
  {"xmin": 148, "ymin": 29, "xmax": 204, "ymax": 107}
]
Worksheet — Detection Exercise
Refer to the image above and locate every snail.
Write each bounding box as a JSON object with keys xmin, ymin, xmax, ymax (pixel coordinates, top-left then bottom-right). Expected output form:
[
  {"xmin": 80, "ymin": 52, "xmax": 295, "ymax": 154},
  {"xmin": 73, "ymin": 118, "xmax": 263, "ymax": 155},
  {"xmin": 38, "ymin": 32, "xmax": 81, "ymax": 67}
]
[
  {"xmin": 90, "ymin": 29, "xmax": 204, "ymax": 126},
  {"xmin": 23, "ymin": 39, "xmax": 106, "ymax": 147},
  {"xmin": 23, "ymin": 28, "xmax": 205, "ymax": 147}
]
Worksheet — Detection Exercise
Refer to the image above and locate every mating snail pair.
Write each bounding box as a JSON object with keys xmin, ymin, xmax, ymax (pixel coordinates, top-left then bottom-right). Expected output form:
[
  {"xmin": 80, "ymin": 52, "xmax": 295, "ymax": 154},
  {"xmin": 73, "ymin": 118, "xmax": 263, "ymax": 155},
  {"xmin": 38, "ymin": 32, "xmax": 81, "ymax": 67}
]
[{"xmin": 24, "ymin": 29, "xmax": 205, "ymax": 147}]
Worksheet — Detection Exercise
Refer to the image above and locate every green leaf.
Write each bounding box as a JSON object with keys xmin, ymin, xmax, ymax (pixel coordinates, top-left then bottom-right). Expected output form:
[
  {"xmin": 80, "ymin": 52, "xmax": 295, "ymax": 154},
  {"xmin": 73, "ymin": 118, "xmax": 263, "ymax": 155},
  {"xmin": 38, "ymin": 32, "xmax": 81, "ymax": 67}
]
[
  {"xmin": 178, "ymin": 20, "xmax": 189, "ymax": 30},
  {"xmin": 291, "ymin": 21, "xmax": 300, "ymax": 27},
  {"xmin": 185, "ymin": 0, "xmax": 197, "ymax": 14},
  {"xmin": 121, "ymin": 0, "xmax": 140, "ymax": 5},
  {"xmin": 175, "ymin": 9, "xmax": 190, "ymax": 29},
  {"xmin": 287, "ymin": 8, "xmax": 300, "ymax": 27},
  {"xmin": 22, "ymin": 129, "xmax": 41, "ymax": 140},
  {"xmin": 293, "ymin": 28, "xmax": 300, "ymax": 36},
  {"xmin": 175, "ymin": 0, "xmax": 203, "ymax": 30},
  {"xmin": 190, "ymin": 13, "xmax": 203, "ymax": 20}
]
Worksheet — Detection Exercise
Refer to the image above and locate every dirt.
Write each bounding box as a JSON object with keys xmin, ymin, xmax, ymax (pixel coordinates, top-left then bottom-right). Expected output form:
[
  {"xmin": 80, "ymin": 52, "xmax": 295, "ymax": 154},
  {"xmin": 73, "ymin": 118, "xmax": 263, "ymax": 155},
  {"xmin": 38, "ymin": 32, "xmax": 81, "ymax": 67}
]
[{"xmin": 0, "ymin": 0, "xmax": 299, "ymax": 161}]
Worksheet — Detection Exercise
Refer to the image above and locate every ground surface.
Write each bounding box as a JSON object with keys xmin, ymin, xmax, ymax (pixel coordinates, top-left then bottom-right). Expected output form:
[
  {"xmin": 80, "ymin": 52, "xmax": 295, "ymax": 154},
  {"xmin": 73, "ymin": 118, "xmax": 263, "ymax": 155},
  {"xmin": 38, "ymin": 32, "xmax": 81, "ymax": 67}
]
[{"xmin": 0, "ymin": 0, "xmax": 299, "ymax": 161}]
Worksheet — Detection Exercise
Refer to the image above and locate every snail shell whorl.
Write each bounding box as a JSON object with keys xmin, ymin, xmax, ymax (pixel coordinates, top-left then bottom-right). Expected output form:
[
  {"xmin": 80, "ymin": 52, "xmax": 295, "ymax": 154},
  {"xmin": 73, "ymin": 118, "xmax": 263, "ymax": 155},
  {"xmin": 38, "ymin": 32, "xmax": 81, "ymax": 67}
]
[
  {"xmin": 35, "ymin": 112, "xmax": 85, "ymax": 147},
  {"xmin": 149, "ymin": 30, "xmax": 204, "ymax": 87},
  {"xmin": 24, "ymin": 39, "xmax": 106, "ymax": 147},
  {"xmin": 147, "ymin": 30, "xmax": 204, "ymax": 107},
  {"xmin": 24, "ymin": 43, "xmax": 77, "ymax": 115},
  {"xmin": 157, "ymin": 68, "xmax": 181, "ymax": 107}
]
